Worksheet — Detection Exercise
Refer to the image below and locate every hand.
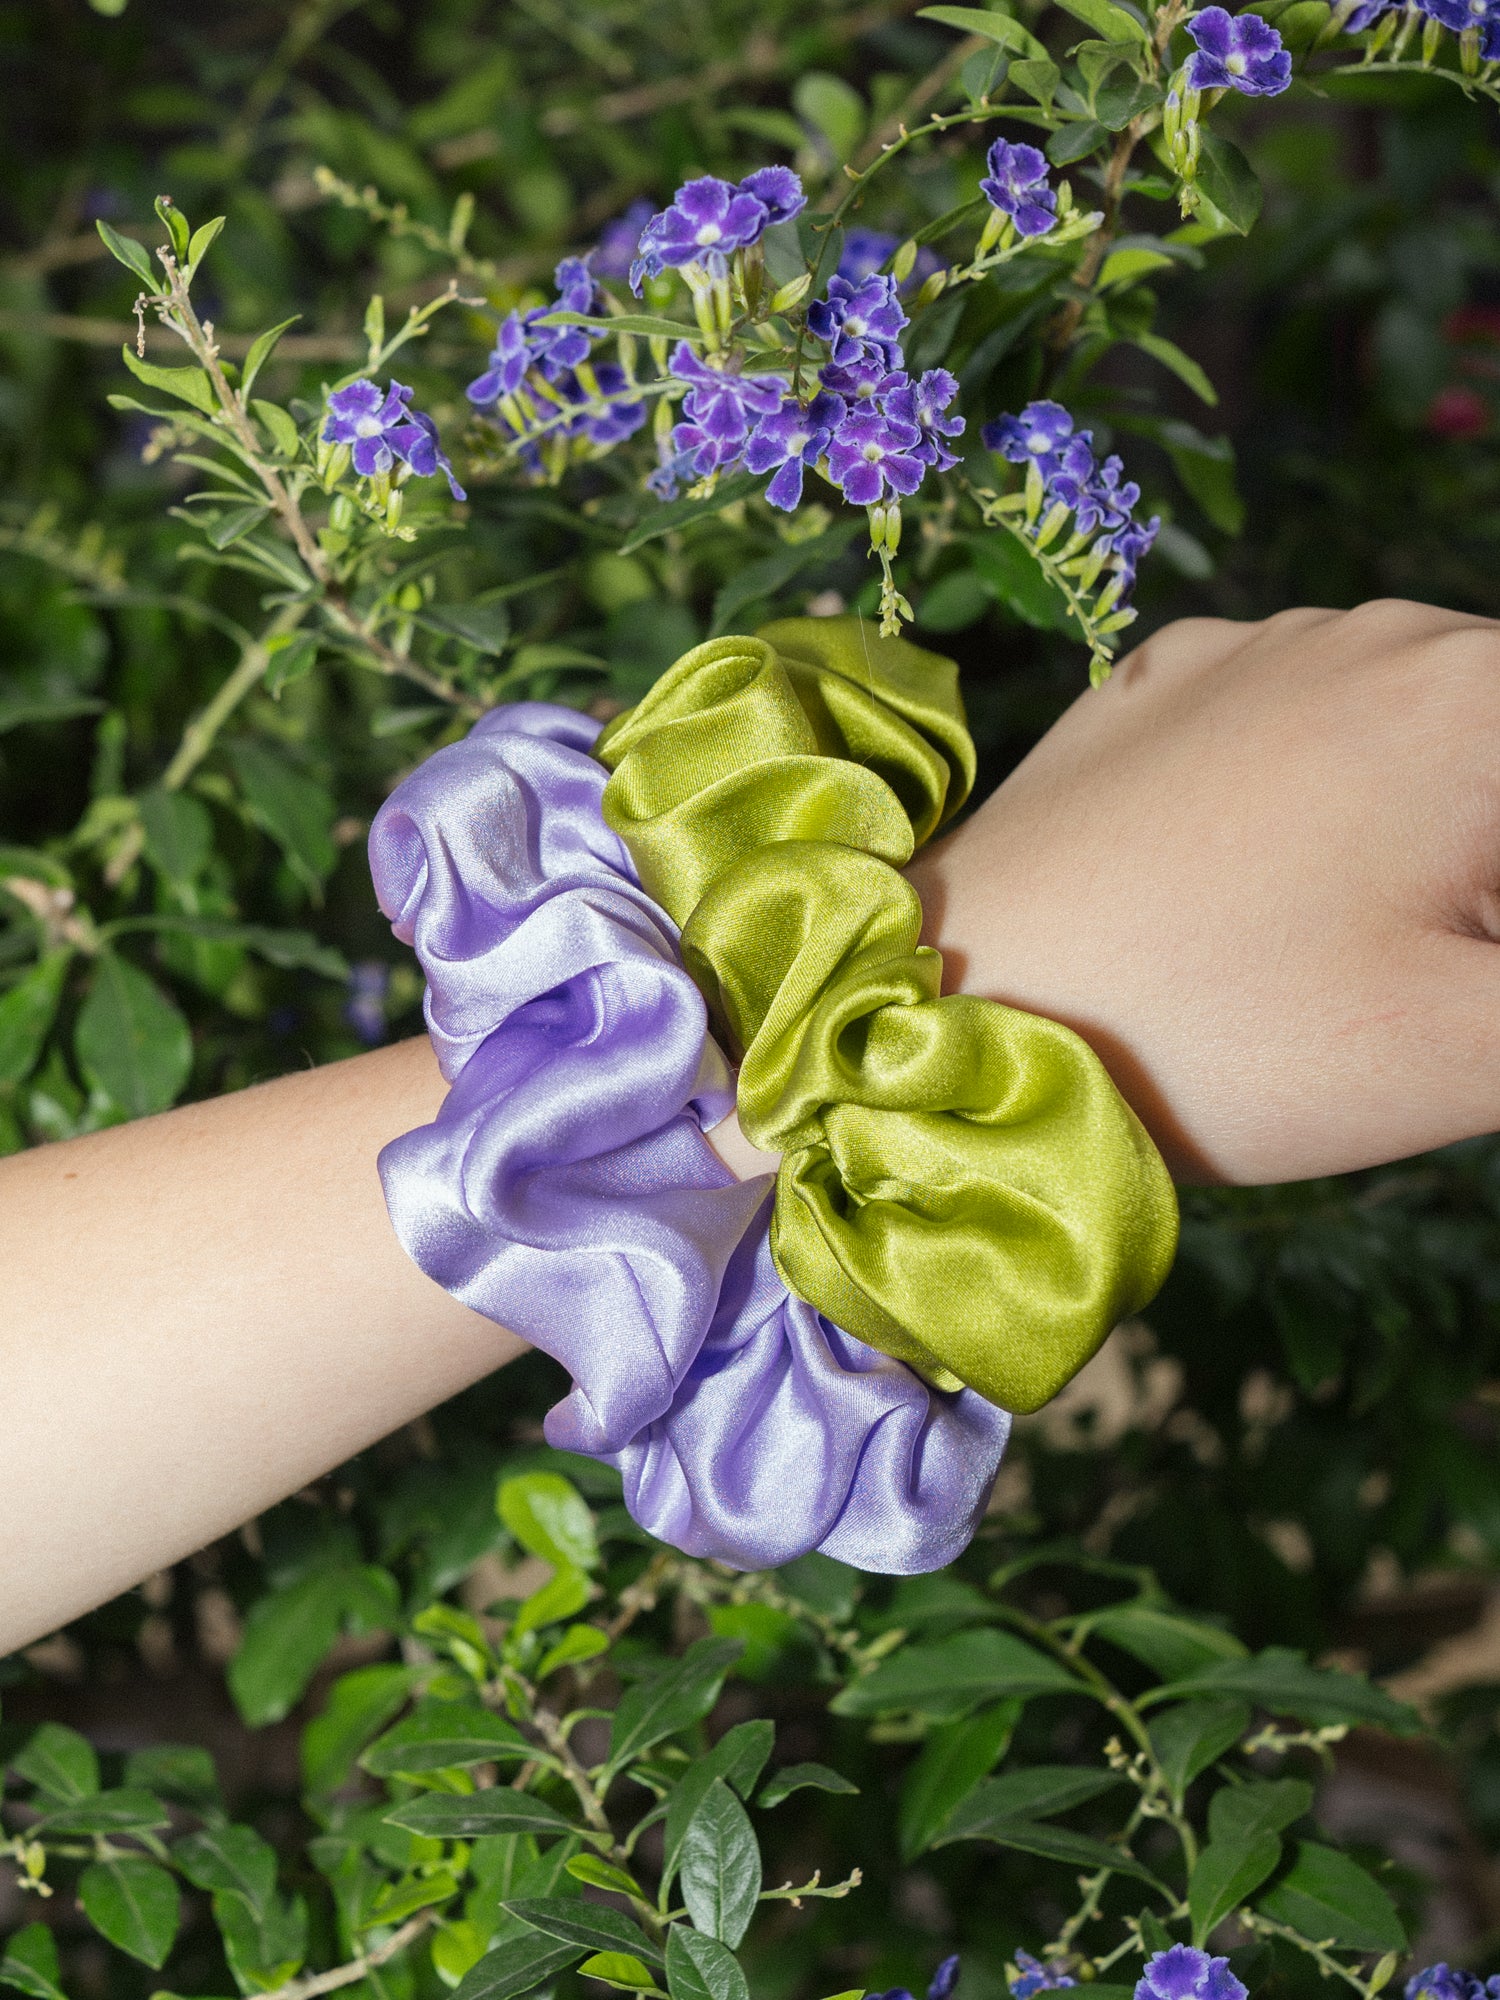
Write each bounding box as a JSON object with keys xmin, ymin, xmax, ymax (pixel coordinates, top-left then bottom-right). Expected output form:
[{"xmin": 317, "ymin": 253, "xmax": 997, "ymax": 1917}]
[{"xmin": 908, "ymin": 600, "xmax": 1500, "ymax": 1185}]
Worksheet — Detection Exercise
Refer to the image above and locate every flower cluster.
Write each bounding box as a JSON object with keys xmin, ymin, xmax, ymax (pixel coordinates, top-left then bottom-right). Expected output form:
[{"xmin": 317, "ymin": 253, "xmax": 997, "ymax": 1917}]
[
  {"xmin": 465, "ymin": 256, "xmax": 647, "ymax": 473},
  {"xmin": 321, "ymin": 379, "xmax": 465, "ymax": 503},
  {"xmin": 982, "ymin": 398, "xmax": 1159, "ymax": 602},
  {"xmin": 1135, "ymin": 1947, "xmax": 1248, "ymax": 2000},
  {"xmin": 1408, "ymin": 1968, "xmax": 1500, "ymax": 2000},
  {"xmin": 981, "ymin": 138, "xmax": 1059, "ymax": 239},
  {"xmin": 1343, "ymin": 0, "xmax": 1500, "ymax": 50}
]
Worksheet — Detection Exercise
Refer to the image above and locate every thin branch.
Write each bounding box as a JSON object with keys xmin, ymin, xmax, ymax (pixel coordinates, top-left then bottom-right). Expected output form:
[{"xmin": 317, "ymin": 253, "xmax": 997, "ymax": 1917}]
[
  {"xmin": 255, "ymin": 1910, "xmax": 438, "ymax": 2000},
  {"xmin": 160, "ymin": 603, "xmax": 307, "ymax": 792}
]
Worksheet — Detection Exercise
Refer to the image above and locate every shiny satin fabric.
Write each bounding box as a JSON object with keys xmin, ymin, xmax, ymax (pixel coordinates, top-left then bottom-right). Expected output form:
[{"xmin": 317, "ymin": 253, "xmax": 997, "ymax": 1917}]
[
  {"xmin": 370, "ymin": 701, "xmax": 1011, "ymax": 1570},
  {"xmin": 595, "ymin": 619, "xmax": 1179, "ymax": 1414}
]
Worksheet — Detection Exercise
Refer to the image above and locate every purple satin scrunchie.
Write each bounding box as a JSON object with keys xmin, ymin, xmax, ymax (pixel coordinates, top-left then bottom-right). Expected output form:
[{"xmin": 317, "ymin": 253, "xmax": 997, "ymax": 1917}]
[{"xmin": 371, "ymin": 701, "xmax": 1011, "ymax": 1572}]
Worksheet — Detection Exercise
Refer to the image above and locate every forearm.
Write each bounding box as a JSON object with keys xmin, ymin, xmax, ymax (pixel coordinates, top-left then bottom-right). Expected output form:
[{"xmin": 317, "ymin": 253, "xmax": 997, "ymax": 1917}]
[{"xmin": 0, "ymin": 1038, "xmax": 520, "ymax": 1651}]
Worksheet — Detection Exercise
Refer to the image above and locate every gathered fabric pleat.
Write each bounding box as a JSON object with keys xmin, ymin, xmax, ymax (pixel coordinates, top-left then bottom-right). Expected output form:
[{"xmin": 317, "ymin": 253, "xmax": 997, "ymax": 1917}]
[
  {"xmin": 596, "ymin": 618, "xmax": 1179, "ymax": 1414},
  {"xmin": 371, "ymin": 700, "xmax": 1011, "ymax": 1571}
]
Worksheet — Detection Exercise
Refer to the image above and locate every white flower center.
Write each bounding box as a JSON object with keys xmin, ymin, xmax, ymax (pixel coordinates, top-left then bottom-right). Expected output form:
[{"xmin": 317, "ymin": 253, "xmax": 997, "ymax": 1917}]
[
  {"xmin": 788, "ymin": 430, "xmax": 809, "ymax": 455},
  {"xmin": 846, "ymin": 314, "xmax": 867, "ymax": 336},
  {"xmin": 1226, "ymin": 49, "xmax": 1247, "ymax": 70},
  {"xmin": 355, "ymin": 414, "xmax": 385, "ymax": 437},
  {"xmin": 696, "ymin": 221, "xmax": 723, "ymax": 245},
  {"xmin": 862, "ymin": 441, "xmax": 883, "ymax": 461}
]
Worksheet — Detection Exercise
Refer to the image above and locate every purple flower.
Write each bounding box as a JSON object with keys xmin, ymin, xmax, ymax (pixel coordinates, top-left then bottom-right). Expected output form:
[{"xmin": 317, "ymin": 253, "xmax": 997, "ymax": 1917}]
[
  {"xmin": 839, "ymin": 229, "xmax": 898, "ymax": 282},
  {"xmin": 1419, "ymin": 0, "xmax": 1500, "ymax": 50},
  {"xmin": 738, "ymin": 166, "xmax": 806, "ymax": 226},
  {"xmin": 807, "ymin": 273, "xmax": 908, "ymax": 365},
  {"xmin": 1009, "ymin": 1954, "xmax": 1076, "ymax": 2000},
  {"xmin": 1135, "ymin": 1948, "xmax": 1246, "ymax": 2000},
  {"xmin": 744, "ymin": 390, "xmax": 844, "ymax": 509},
  {"xmin": 647, "ymin": 447, "xmax": 696, "ymax": 499},
  {"xmin": 668, "ymin": 343, "xmax": 784, "ymax": 476},
  {"xmin": 631, "ymin": 175, "xmax": 771, "ymax": 292},
  {"xmin": 981, "ymin": 398, "xmax": 1078, "ymax": 474},
  {"xmin": 594, "ymin": 199, "xmax": 655, "ymax": 280},
  {"xmin": 322, "ymin": 380, "xmax": 465, "ymax": 499},
  {"xmin": 820, "ymin": 353, "xmax": 907, "ymax": 405},
  {"xmin": 883, "ymin": 368, "xmax": 965, "ymax": 470},
  {"xmin": 466, "ymin": 313, "xmax": 532, "ymax": 408},
  {"xmin": 579, "ymin": 363, "xmax": 648, "ymax": 446},
  {"xmin": 530, "ymin": 255, "xmax": 602, "ymax": 379},
  {"xmin": 1184, "ymin": 8, "xmax": 1292, "ymax": 93},
  {"xmin": 980, "ymin": 139, "xmax": 1059, "ymax": 239},
  {"xmin": 826, "ymin": 405, "xmax": 926, "ymax": 504},
  {"xmin": 928, "ymin": 1961, "xmax": 961, "ymax": 2000}
]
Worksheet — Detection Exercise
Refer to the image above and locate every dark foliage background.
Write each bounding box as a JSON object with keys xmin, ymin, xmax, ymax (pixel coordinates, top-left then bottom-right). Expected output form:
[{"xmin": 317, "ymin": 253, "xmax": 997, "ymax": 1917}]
[{"xmin": 4, "ymin": 6, "xmax": 1500, "ymax": 2000}]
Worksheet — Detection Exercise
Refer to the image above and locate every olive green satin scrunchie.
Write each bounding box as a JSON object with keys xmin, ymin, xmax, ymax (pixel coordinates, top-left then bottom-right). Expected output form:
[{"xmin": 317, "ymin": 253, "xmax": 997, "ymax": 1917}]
[{"xmin": 595, "ymin": 616, "xmax": 1178, "ymax": 1415}]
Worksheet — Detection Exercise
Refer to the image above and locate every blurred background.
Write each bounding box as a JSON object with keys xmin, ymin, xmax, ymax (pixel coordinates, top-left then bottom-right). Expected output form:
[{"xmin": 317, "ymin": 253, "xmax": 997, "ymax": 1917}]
[{"xmin": 4, "ymin": 3, "xmax": 1500, "ymax": 1994}]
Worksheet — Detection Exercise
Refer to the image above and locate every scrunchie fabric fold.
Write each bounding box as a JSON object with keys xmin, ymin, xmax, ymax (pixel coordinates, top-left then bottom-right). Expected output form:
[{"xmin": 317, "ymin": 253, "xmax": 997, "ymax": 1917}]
[
  {"xmin": 370, "ymin": 701, "xmax": 1010, "ymax": 1572},
  {"xmin": 596, "ymin": 619, "xmax": 1179, "ymax": 1415}
]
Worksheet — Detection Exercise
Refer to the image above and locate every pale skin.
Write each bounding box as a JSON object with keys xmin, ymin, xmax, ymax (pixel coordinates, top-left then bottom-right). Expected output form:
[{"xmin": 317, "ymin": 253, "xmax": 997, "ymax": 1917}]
[{"xmin": 2, "ymin": 598, "xmax": 1497, "ymax": 1652}]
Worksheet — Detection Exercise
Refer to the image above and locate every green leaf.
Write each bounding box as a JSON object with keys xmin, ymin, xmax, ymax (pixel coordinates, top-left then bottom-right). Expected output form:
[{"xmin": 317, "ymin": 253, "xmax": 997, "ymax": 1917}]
[
  {"xmin": 579, "ymin": 1954, "xmax": 655, "ymax": 1989},
  {"xmin": 111, "ymin": 916, "xmax": 348, "ymax": 982},
  {"xmin": 75, "ymin": 952, "xmax": 193, "ymax": 1117},
  {"xmin": 935, "ymin": 1766, "xmax": 1122, "ymax": 1844},
  {"xmin": 1098, "ymin": 247, "xmax": 1175, "ymax": 290},
  {"xmin": 564, "ymin": 1857, "xmax": 644, "ymax": 1899},
  {"xmin": 498, "ymin": 1472, "xmax": 599, "ymax": 1571},
  {"xmin": 1194, "ymin": 132, "xmax": 1262, "ymax": 236},
  {"xmin": 1133, "ymin": 333, "xmax": 1218, "ymax": 407},
  {"xmin": 618, "ymin": 474, "xmax": 761, "ymax": 555},
  {"xmin": 362, "ymin": 1699, "xmax": 530, "ymax": 1775},
  {"xmin": 1152, "ymin": 421, "xmax": 1244, "ymax": 534},
  {"xmin": 214, "ymin": 1887, "xmax": 308, "ymax": 1992},
  {"xmin": 898, "ymin": 1701, "xmax": 1020, "ymax": 1860},
  {"xmin": 537, "ymin": 1623, "xmax": 611, "ymax": 1679},
  {"xmin": 154, "ymin": 198, "xmax": 190, "ymax": 260},
  {"xmin": 124, "ymin": 1744, "xmax": 221, "ymax": 1811},
  {"xmin": 139, "ymin": 786, "xmax": 211, "ymax": 887},
  {"xmin": 1009, "ymin": 56, "xmax": 1060, "ymax": 108},
  {"xmin": 1209, "ymin": 1778, "xmax": 1313, "ymax": 1846},
  {"xmin": 1189, "ymin": 1834, "xmax": 1281, "ymax": 1945},
  {"xmin": 663, "ymin": 1720, "xmax": 775, "ymax": 1894},
  {"xmin": 1144, "ymin": 1648, "xmax": 1420, "ymax": 1733},
  {"xmin": 418, "ymin": 602, "xmax": 512, "ymax": 656},
  {"xmin": 533, "ymin": 310, "xmax": 698, "ymax": 340},
  {"xmin": 606, "ymin": 1637, "xmax": 744, "ymax": 1777},
  {"xmin": 756, "ymin": 1762, "xmax": 858, "ymax": 1809},
  {"xmin": 829, "ymin": 1626, "xmax": 1080, "ymax": 1720},
  {"xmin": 366, "ymin": 1869, "xmax": 462, "ymax": 1926},
  {"xmin": 1054, "ymin": 0, "xmax": 1150, "ymax": 36},
  {"xmin": 0, "ymin": 1925, "xmax": 66, "ymax": 2000},
  {"xmin": 1088, "ymin": 1606, "xmax": 1245, "ymax": 1680},
  {"xmin": 240, "ymin": 318, "xmax": 301, "ymax": 401},
  {"xmin": 709, "ymin": 527, "xmax": 854, "ymax": 636},
  {"xmin": 302, "ymin": 1663, "xmax": 421, "ymax": 1795},
  {"xmin": 33, "ymin": 1788, "xmax": 170, "ymax": 1835},
  {"xmin": 666, "ymin": 1927, "xmax": 749, "ymax": 2000},
  {"xmin": 1047, "ymin": 120, "xmax": 1108, "ymax": 165},
  {"xmin": 1257, "ymin": 1842, "xmax": 1406, "ymax": 1952},
  {"xmin": 503, "ymin": 1898, "xmax": 663, "ymax": 1968},
  {"xmin": 1147, "ymin": 1700, "xmax": 1250, "ymax": 1803},
  {"xmin": 679, "ymin": 1779, "xmax": 761, "ymax": 1948},
  {"xmin": 173, "ymin": 1824, "xmax": 278, "ymax": 1911},
  {"xmin": 915, "ymin": 5, "xmax": 1049, "ymax": 58},
  {"xmin": 0, "ymin": 952, "xmax": 70, "ymax": 1087},
  {"xmin": 450, "ymin": 1932, "xmax": 587, "ymax": 2000},
  {"xmin": 120, "ymin": 346, "xmax": 217, "ymax": 415},
  {"xmin": 226, "ymin": 742, "xmax": 337, "ymax": 894},
  {"xmin": 96, "ymin": 221, "xmax": 156, "ymax": 285},
  {"xmin": 265, "ymin": 632, "xmax": 319, "ymax": 699},
  {"xmin": 228, "ymin": 1564, "xmax": 399, "ymax": 1726},
  {"xmin": 11, "ymin": 1722, "xmax": 100, "ymax": 1801},
  {"xmin": 204, "ymin": 504, "xmax": 271, "ymax": 550},
  {"xmin": 185, "ymin": 216, "xmax": 226, "ymax": 281},
  {"xmin": 942, "ymin": 1817, "xmax": 1161, "ymax": 1884},
  {"xmin": 252, "ymin": 400, "xmax": 302, "ymax": 459},
  {"xmin": 513, "ymin": 1563, "xmax": 592, "ymax": 1638},
  {"xmin": 79, "ymin": 1857, "xmax": 181, "ymax": 1968},
  {"xmin": 0, "ymin": 695, "xmax": 105, "ymax": 734},
  {"xmin": 968, "ymin": 532, "xmax": 1072, "ymax": 632},
  {"xmin": 385, "ymin": 1789, "xmax": 581, "ymax": 1840}
]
